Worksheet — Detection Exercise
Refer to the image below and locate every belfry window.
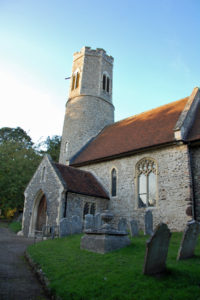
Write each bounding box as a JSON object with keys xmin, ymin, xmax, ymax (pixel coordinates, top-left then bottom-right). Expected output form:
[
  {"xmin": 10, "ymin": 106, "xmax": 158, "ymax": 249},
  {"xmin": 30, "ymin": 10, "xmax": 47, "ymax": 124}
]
[
  {"xmin": 111, "ymin": 168, "xmax": 117, "ymax": 197},
  {"xmin": 71, "ymin": 71, "xmax": 80, "ymax": 90},
  {"xmin": 103, "ymin": 74, "xmax": 106, "ymax": 90},
  {"xmin": 102, "ymin": 73, "xmax": 110, "ymax": 93},
  {"xmin": 136, "ymin": 158, "xmax": 157, "ymax": 208},
  {"xmin": 107, "ymin": 77, "xmax": 110, "ymax": 93}
]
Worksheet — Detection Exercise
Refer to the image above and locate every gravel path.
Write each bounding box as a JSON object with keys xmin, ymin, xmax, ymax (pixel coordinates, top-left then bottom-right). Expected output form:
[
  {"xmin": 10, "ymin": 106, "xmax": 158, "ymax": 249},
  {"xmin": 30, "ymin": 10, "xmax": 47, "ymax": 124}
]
[{"xmin": 0, "ymin": 225, "xmax": 49, "ymax": 300}]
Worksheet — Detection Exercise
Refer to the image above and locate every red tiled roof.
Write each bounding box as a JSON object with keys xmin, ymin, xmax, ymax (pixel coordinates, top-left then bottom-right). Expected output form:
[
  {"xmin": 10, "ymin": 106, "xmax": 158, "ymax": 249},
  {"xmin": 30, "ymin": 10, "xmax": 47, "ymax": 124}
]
[
  {"xmin": 72, "ymin": 97, "xmax": 189, "ymax": 165},
  {"xmin": 54, "ymin": 163, "xmax": 109, "ymax": 199}
]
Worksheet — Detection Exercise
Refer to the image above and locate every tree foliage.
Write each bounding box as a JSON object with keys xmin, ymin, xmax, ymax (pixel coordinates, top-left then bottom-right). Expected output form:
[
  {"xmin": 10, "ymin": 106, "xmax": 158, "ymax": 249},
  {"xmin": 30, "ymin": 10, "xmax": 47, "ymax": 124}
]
[
  {"xmin": 0, "ymin": 127, "xmax": 33, "ymax": 148},
  {"xmin": 39, "ymin": 135, "xmax": 61, "ymax": 162},
  {"xmin": 0, "ymin": 127, "xmax": 61, "ymax": 215},
  {"xmin": 0, "ymin": 127, "xmax": 41, "ymax": 214}
]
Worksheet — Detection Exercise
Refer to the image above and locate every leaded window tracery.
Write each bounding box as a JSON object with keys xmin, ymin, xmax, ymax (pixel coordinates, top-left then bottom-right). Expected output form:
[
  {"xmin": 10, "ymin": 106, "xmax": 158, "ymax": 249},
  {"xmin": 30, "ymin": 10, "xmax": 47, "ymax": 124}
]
[
  {"xmin": 83, "ymin": 202, "xmax": 96, "ymax": 219},
  {"xmin": 136, "ymin": 158, "xmax": 157, "ymax": 208}
]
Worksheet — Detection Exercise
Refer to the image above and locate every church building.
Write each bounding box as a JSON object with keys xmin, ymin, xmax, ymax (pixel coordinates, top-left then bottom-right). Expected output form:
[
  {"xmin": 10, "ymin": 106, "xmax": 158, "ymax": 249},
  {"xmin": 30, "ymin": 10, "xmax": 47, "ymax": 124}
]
[{"xmin": 22, "ymin": 47, "xmax": 200, "ymax": 237}]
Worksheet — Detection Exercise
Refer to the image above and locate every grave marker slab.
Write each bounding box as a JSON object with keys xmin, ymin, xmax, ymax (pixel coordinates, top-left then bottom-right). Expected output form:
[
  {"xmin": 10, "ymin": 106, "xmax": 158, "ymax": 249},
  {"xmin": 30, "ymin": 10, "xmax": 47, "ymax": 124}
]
[
  {"xmin": 84, "ymin": 214, "xmax": 94, "ymax": 230},
  {"xmin": 130, "ymin": 219, "xmax": 139, "ymax": 237},
  {"xmin": 144, "ymin": 210, "xmax": 153, "ymax": 235},
  {"xmin": 118, "ymin": 218, "xmax": 128, "ymax": 233},
  {"xmin": 143, "ymin": 223, "xmax": 171, "ymax": 275},
  {"xmin": 177, "ymin": 220, "xmax": 200, "ymax": 260},
  {"xmin": 71, "ymin": 215, "xmax": 82, "ymax": 234},
  {"xmin": 94, "ymin": 213, "xmax": 102, "ymax": 229},
  {"xmin": 59, "ymin": 218, "xmax": 71, "ymax": 237}
]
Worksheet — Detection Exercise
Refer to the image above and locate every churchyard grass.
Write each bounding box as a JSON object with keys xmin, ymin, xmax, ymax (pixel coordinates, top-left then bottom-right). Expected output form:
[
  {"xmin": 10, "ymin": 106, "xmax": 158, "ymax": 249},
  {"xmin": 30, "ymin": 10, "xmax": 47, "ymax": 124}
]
[
  {"xmin": 27, "ymin": 232, "xmax": 200, "ymax": 300},
  {"xmin": 8, "ymin": 221, "xmax": 21, "ymax": 233}
]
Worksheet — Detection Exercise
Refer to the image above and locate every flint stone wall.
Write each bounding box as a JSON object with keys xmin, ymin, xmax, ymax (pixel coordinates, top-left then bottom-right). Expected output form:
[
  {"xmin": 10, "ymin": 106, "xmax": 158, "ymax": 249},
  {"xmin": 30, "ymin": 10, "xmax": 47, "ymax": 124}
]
[
  {"xmin": 79, "ymin": 144, "xmax": 192, "ymax": 231},
  {"xmin": 65, "ymin": 192, "xmax": 109, "ymax": 221}
]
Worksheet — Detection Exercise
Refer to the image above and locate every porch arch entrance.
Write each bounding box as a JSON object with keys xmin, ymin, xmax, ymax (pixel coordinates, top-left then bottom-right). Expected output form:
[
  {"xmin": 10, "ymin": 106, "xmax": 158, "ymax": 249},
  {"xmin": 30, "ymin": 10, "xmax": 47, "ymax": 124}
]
[
  {"xmin": 29, "ymin": 190, "xmax": 47, "ymax": 236},
  {"xmin": 36, "ymin": 194, "xmax": 47, "ymax": 231}
]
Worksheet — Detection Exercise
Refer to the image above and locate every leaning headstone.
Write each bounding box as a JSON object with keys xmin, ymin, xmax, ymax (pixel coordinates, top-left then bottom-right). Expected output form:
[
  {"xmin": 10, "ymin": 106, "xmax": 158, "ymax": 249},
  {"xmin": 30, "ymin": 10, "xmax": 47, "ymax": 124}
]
[
  {"xmin": 144, "ymin": 210, "xmax": 153, "ymax": 235},
  {"xmin": 129, "ymin": 219, "xmax": 139, "ymax": 237},
  {"xmin": 59, "ymin": 218, "xmax": 72, "ymax": 237},
  {"xmin": 177, "ymin": 220, "xmax": 200, "ymax": 260},
  {"xmin": 94, "ymin": 213, "xmax": 102, "ymax": 230},
  {"xmin": 118, "ymin": 218, "xmax": 128, "ymax": 233},
  {"xmin": 84, "ymin": 214, "xmax": 94, "ymax": 230},
  {"xmin": 71, "ymin": 215, "xmax": 82, "ymax": 234},
  {"xmin": 143, "ymin": 223, "xmax": 171, "ymax": 275}
]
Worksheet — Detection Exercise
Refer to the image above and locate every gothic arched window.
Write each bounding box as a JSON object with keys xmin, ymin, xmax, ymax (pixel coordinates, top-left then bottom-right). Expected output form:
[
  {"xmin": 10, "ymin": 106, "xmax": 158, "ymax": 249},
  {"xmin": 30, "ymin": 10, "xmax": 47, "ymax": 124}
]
[
  {"xmin": 83, "ymin": 202, "xmax": 96, "ymax": 219},
  {"xmin": 111, "ymin": 168, "xmax": 117, "ymax": 197},
  {"xmin": 83, "ymin": 202, "xmax": 89, "ymax": 218},
  {"xmin": 107, "ymin": 77, "xmax": 110, "ymax": 93},
  {"xmin": 71, "ymin": 71, "xmax": 80, "ymax": 90},
  {"xmin": 136, "ymin": 158, "xmax": 157, "ymax": 208},
  {"xmin": 75, "ymin": 72, "xmax": 80, "ymax": 88},
  {"xmin": 102, "ymin": 73, "xmax": 110, "ymax": 93},
  {"xmin": 90, "ymin": 203, "xmax": 96, "ymax": 215}
]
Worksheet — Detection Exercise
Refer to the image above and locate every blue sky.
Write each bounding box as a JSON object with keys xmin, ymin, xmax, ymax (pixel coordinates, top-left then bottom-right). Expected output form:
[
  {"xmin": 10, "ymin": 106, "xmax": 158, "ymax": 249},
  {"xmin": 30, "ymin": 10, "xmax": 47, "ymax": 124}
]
[{"xmin": 0, "ymin": 0, "xmax": 200, "ymax": 143}]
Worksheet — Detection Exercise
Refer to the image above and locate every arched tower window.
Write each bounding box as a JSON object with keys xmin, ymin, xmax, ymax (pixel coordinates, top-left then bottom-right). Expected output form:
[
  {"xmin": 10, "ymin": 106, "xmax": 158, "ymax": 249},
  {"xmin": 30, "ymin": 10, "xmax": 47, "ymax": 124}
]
[
  {"xmin": 136, "ymin": 158, "xmax": 157, "ymax": 208},
  {"xmin": 71, "ymin": 70, "xmax": 80, "ymax": 90},
  {"xmin": 107, "ymin": 77, "xmax": 110, "ymax": 93},
  {"xmin": 102, "ymin": 73, "xmax": 110, "ymax": 93},
  {"xmin": 75, "ymin": 72, "xmax": 80, "ymax": 88},
  {"xmin": 103, "ymin": 74, "xmax": 106, "ymax": 90},
  {"xmin": 72, "ymin": 75, "xmax": 76, "ymax": 90},
  {"xmin": 111, "ymin": 168, "xmax": 117, "ymax": 197}
]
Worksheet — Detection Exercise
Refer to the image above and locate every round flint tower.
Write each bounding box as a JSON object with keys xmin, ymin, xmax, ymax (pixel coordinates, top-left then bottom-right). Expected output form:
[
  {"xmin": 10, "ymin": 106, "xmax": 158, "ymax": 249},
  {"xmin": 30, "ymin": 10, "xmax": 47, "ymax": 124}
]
[{"xmin": 59, "ymin": 47, "xmax": 114, "ymax": 165}]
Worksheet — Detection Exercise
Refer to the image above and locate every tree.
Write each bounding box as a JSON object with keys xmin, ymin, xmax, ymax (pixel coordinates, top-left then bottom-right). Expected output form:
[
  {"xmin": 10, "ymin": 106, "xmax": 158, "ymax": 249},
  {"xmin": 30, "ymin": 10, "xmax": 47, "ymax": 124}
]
[
  {"xmin": 0, "ymin": 127, "xmax": 33, "ymax": 148},
  {"xmin": 0, "ymin": 127, "xmax": 41, "ymax": 214},
  {"xmin": 39, "ymin": 135, "xmax": 61, "ymax": 162}
]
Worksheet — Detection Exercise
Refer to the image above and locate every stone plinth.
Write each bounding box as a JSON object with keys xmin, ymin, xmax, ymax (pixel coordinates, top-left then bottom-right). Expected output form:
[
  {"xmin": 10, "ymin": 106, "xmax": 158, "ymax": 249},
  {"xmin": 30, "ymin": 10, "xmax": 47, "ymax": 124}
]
[
  {"xmin": 81, "ymin": 210, "xmax": 130, "ymax": 254},
  {"xmin": 81, "ymin": 229, "xmax": 130, "ymax": 254}
]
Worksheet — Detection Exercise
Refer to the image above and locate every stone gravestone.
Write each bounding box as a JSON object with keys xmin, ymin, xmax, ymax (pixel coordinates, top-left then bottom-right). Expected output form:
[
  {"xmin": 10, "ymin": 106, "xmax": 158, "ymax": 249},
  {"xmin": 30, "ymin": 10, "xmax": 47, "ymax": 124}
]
[
  {"xmin": 143, "ymin": 223, "xmax": 171, "ymax": 275},
  {"xmin": 94, "ymin": 213, "xmax": 102, "ymax": 230},
  {"xmin": 129, "ymin": 219, "xmax": 139, "ymax": 237},
  {"xmin": 118, "ymin": 218, "xmax": 128, "ymax": 233},
  {"xmin": 59, "ymin": 218, "xmax": 72, "ymax": 237},
  {"xmin": 71, "ymin": 215, "xmax": 82, "ymax": 234},
  {"xmin": 84, "ymin": 214, "xmax": 94, "ymax": 230},
  {"xmin": 177, "ymin": 220, "xmax": 200, "ymax": 260},
  {"xmin": 144, "ymin": 210, "xmax": 153, "ymax": 235}
]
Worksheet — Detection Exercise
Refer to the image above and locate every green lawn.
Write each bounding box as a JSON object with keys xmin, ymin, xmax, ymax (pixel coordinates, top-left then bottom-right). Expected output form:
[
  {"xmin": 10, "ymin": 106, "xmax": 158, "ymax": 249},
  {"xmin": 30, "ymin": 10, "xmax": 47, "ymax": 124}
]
[{"xmin": 27, "ymin": 233, "xmax": 200, "ymax": 300}]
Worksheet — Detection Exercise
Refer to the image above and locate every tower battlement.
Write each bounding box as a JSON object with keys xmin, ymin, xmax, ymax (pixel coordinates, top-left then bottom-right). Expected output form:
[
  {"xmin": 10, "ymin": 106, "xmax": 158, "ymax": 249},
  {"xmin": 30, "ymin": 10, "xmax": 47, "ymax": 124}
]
[{"xmin": 73, "ymin": 46, "xmax": 114, "ymax": 65}]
